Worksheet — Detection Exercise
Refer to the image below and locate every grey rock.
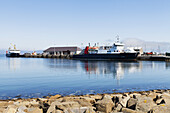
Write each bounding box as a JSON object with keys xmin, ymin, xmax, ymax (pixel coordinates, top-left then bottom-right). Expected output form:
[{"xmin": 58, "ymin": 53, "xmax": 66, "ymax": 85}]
[
  {"xmin": 56, "ymin": 110, "xmax": 63, "ymax": 113},
  {"xmin": 16, "ymin": 105, "xmax": 27, "ymax": 113},
  {"xmin": 27, "ymin": 107, "xmax": 43, "ymax": 113},
  {"xmin": 47, "ymin": 101, "xmax": 60, "ymax": 113},
  {"xmin": 127, "ymin": 98, "xmax": 137, "ymax": 110},
  {"xmin": 149, "ymin": 104, "xmax": 170, "ymax": 113},
  {"xmin": 112, "ymin": 95, "xmax": 123, "ymax": 104},
  {"xmin": 96, "ymin": 95, "xmax": 114, "ymax": 113},
  {"xmin": 161, "ymin": 94, "xmax": 170, "ymax": 106},
  {"xmin": 122, "ymin": 108, "xmax": 143, "ymax": 113},
  {"xmin": 64, "ymin": 107, "xmax": 95, "ymax": 113},
  {"xmin": 155, "ymin": 98, "xmax": 165, "ymax": 105},
  {"xmin": 114, "ymin": 104, "xmax": 122, "ymax": 112},
  {"xmin": 3, "ymin": 105, "xmax": 18, "ymax": 113},
  {"xmin": 136, "ymin": 97, "xmax": 156, "ymax": 112},
  {"xmin": 133, "ymin": 94, "xmax": 141, "ymax": 99},
  {"xmin": 119, "ymin": 95, "xmax": 130, "ymax": 107}
]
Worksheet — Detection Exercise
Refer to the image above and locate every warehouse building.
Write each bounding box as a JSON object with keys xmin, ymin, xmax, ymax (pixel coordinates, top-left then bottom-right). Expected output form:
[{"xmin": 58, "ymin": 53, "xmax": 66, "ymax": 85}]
[{"xmin": 43, "ymin": 46, "xmax": 82, "ymax": 55}]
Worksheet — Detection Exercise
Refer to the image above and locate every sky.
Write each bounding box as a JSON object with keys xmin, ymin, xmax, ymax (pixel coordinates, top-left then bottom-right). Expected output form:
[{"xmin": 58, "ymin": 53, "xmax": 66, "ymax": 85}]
[{"xmin": 0, "ymin": 0, "xmax": 170, "ymax": 50}]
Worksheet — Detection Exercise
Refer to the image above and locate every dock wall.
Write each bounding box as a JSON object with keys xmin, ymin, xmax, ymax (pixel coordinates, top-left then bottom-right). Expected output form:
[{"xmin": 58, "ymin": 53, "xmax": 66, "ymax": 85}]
[{"xmin": 9, "ymin": 54, "xmax": 170, "ymax": 62}]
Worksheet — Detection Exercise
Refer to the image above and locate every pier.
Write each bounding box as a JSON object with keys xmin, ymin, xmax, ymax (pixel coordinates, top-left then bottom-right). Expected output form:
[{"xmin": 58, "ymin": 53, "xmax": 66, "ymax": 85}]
[
  {"xmin": 137, "ymin": 55, "xmax": 170, "ymax": 62},
  {"xmin": 20, "ymin": 54, "xmax": 73, "ymax": 59},
  {"xmin": 11, "ymin": 54, "xmax": 170, "ymax": 62}
]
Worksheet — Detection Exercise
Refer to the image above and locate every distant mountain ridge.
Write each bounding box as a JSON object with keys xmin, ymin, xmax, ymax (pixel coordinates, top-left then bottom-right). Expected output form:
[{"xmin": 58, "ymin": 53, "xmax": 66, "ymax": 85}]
[
  {"xmin": 1, "ymin": 39, "xmax": 170, "ymax": 54},
  {"xmin": 123, "ymin": 38, "xmax": 170, "ymax": 53}
]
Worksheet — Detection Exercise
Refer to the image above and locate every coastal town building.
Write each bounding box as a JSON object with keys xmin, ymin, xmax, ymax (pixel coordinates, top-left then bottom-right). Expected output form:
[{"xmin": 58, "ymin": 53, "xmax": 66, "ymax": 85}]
[{"xmin": 43, "ymin": 46, "xmax": 82, "ymax": 55}]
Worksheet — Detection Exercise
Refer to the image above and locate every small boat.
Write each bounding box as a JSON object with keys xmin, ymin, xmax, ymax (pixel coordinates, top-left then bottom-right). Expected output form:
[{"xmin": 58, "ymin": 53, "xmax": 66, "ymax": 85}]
[
  {"xmin": 6, "ymin": 44, "xmax": 20, "ymax": 57},
  {"xmin": 73, "ymin": 37, "xmax": 139, "ymax": 61}
]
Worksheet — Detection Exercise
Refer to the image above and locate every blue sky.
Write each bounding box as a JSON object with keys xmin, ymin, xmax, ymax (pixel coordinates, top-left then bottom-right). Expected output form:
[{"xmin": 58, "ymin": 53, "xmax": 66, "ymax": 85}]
[{"xmin": 0, "ymin": 0, "xmax": 170, "ymax": 50}]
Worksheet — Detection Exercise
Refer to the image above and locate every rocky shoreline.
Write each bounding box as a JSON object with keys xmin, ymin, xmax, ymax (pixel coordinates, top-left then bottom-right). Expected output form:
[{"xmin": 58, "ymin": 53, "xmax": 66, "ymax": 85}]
[{"xmin": 0, "ymin": 89, "xmax": 170, "ymax": 113}]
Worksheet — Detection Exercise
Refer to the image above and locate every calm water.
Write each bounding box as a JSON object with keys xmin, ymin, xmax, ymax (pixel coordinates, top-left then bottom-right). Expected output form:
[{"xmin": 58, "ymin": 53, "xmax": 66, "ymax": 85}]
[{"xmin": 0, "ymin": 54, "xmax": 170, "ymax": 99}]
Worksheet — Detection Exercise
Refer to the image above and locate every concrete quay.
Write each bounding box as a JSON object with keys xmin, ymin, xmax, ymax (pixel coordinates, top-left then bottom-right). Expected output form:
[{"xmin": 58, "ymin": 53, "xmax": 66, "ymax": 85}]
[
  {"xmin": 18, "ymin": 54, "xmax": 170, "ymax": 62},
  {"xmin": 20, "ymin": 54, "xmax": 73, "ymax": 59},
  {"xmin": 137, "ymin": 55, "xmax": 170, "ymax": 62}
]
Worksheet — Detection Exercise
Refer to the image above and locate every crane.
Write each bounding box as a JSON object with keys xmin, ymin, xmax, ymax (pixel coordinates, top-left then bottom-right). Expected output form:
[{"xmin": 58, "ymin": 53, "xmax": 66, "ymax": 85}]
[{"xmin": 10, "ymin": 43, "xmax": 17, "ymax": 50}]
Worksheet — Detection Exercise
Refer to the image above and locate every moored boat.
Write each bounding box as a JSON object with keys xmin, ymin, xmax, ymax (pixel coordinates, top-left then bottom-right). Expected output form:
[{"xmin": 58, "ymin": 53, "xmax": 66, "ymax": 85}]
[
  {"xmin": 73, "ymin": 38, "xmax": 139, "ymax": 61},
  {"xmin": 6, "ymin": 44, "xmax": 20, "ymax": 57}
]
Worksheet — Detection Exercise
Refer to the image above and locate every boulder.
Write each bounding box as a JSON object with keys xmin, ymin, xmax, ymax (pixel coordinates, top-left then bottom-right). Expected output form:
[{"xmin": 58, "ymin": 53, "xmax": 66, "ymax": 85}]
[
  {"xmin": 47, "ymin": 101, "xmax": 60, "ymax": 113},
  {"xmin": 56, "ymin": 101, "xmax": 80, "ymax": 110},
  {"xmin": 149, "ymin": 104, "xmax": 170, "ymax": 113},
  {"xmin": 81, "ymin": 97, "xmax": 96, "ymax": 104},
  {"xmin": 127, "ymin": 98, "xmax": 137, "ymax": 110},
  {"xmin": 76, "ymin": 99, "xmax": 92, "ymax": 107},
  {"xmin": 17, "ymin": 105, "xmax": 27, "ymax": 113},
  {"xmin": 27, "ymin": 107, "xmax": 43, "ymax": 113},
  {"xmin": 113, "ymin": 103, "xmax": 122, "ymax": 112},
  {"xmin": 155, "ymin": 98, "xmax": 165, "ymax": 105},
  {"xmin": 132, "ymin": 93, "xmax": 141, "ymax": 99},
  {"xmin": 119, "ymin": 95, "xmax": 130, "ymax": 107},
  {"xmin": 14, "ymin": 99, "xmax": 39, "ymax": 107},
  {"xmin": 121, "ymin": 108, "xmax": 143, "ymax": 113},
  {"xmin": 0, "ymin": 101, "xmax": 10, "ymax": 107},
  {"xmin": 161, "ymin": 94, "xmax": 170, "ymax": 106},
  {"xmin": 112, "ymin": 94, "xmax": 123, "ymax": 104},
  {"xmin": 90, "ymin": 95, "xmax": 103, "ymax": 100},
  {"xmin": 55, "ymin": 110, "xmax": 63, "ymax": 113},
  {"xmin": 110, "ymin": 94, "xmax": 123, "ymax": 99},
  {"xmin": 95, "ymin": 95, "xmax": 114, "ymax": 113},
  {"xmin": 64, "ymin": 107, "xmax": 95, "ymax": 113},
  {"xmin": 3, "ymin": 105, "xmax": 18, "ymax": 113},
  {"xmin": 49, "ymin": 95, "xmax": 61, "ymax": 100},
  {"xmin": 62, "ymin": 96, "xmax": 94, "ymax": 107},
  {"xmin": 47, "ymin": 101, "xmax": 81, "ymax": 113},
  {"xmin": 0, "ymin": 108, "xmax": 6, "ymax": 113},
  {"xmin": 40, "ymin": 102, "xmax": 50, "ymax": 113},
  {"xmin": 4, "ymin": 107, "xmax": 17, "ymax": 113},
  {"xmin": 147, "ymin": 92, "xmax": 157, "ymax": 99},
  {"xmin": 84, "ymin": 107, "xmax": 96, "ymax": 113},
  {"xmin": 136, "ymin": 96, "xmax": 156, "ymax": 112}
]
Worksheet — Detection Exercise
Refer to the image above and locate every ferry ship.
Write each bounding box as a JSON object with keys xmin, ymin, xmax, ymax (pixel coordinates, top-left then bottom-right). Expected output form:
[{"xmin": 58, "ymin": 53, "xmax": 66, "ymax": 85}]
[
  {"xmin": 73, "ymin": 38, "xmax": 139, "ymax": 61},
  {"xmin": 6, "ymin": 44, "xmax": 20, "ymax": 57}
]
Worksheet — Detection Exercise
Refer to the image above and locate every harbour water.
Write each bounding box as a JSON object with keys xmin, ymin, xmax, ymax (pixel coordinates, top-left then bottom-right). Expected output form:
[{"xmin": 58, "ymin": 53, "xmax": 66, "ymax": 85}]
[{"xmin": 0, "ymin": 54, "xmax": 170, "ymax": 99}]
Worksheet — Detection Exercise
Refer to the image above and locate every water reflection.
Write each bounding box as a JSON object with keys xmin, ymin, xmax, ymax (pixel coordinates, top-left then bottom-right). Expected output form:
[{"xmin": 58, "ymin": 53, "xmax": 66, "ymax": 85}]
[
  {"xmin": 2, "ymin": 56, "xmax": 170, "ymax": 99},
  {"xmin": 81, "ymin": 61, "xmax": 142, "ymax": 75},
  {"xmin": 7, "ymin": 58, "xmax": 21, "ymax": 71},
  {"xmin": 166, "ymin": 62, "xmax": 170, "ymax": 69},
  {"xmin": 44, "ymin": 59, "xmax": 169, "ymax": 81},
  {"xmin": 44, "ymin": 59, "xmax": 81, "ymax": 70},
  {"xmin": 80, "ymin": 61, "xmax": 143, "ymax": 85}
]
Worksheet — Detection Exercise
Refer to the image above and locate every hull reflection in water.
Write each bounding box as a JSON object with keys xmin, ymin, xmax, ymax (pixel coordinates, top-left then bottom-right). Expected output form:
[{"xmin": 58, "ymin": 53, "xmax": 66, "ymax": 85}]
[
  {"xmin": 81, "ymin": 61, "xmax": 143, "ymax": 85},
  {"xmin": 166, "ymin": 62, "xmax": 170, "ymax": 69}
]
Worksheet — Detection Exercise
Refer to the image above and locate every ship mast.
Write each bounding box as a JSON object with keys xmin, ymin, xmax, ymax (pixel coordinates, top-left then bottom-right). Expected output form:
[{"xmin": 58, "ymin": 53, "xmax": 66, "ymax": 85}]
[{"xmin": 116, "ymin": 35, "xmax": 120, "ymax": 43}]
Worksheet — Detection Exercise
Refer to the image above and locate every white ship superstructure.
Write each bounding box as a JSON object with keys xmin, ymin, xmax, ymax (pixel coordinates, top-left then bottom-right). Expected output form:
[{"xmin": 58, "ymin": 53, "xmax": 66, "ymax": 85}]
[{"xmin": 6, "ymin": 44, "xmax": 20, "ymax": 57}]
